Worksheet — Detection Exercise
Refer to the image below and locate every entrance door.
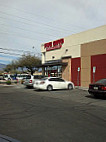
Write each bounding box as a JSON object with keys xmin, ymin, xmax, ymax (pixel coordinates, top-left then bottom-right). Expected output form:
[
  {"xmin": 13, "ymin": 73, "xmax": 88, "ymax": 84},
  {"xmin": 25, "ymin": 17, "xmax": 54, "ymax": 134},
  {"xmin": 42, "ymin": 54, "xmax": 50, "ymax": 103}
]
[
  {"xmin": 71, "ymin": 58, "xmax": 81, "ymax": 86},
  {"xmin": 91, "ymin": 54, "xmax": 106, "ymax": 83}
]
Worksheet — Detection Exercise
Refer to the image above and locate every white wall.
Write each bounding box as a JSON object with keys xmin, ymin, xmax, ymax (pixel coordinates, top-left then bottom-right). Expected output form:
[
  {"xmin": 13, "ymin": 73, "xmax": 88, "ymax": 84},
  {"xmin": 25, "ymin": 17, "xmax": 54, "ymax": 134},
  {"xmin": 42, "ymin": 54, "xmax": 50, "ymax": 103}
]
[{"xmin": 41, "ymin": 25, "xmax": 106, "ymax": 63}]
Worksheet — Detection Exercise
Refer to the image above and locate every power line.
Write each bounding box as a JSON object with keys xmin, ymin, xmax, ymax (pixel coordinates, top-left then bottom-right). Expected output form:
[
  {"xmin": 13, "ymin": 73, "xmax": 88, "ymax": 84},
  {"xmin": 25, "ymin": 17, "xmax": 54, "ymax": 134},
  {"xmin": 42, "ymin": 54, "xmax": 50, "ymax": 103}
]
[
  {"xmin": 0, "ymin": 31, "xmax": 46, "ymax": 42},
  {"xmin": 0, "ymin": 4, "xmax": 51, "ymax": 21},
  {"xmin": 0, "ymin": 10, "xmax": 75, "ymax": 33},
  {"xmin": 0, "ymin": 51, "xmax": 21, "ymax": 56},
  {"xmin": 0, "ymin": 4, "xmax": 86, "ymax": 30},
  {"xmin": 0, "ymin": 47, "xmax": 41, "ymax": 57},
  {"xmin": 0, "ymin": 16, "xmax": 65, "ymax": 36},
  {"xmin": 0, "ymin": 15, "xmax": 103, "ymax": 39},
  {"xmin": 1, "ymin": 3, "xmax": 104, "ymax": 33},
  {"xmin": 0, "ymin": 14, "xmax": 79, "ymax": 39},
  {"xmin": 0, "ymin": 15, "xmax": 70, "ymax": 36},
  {"xmin": 0, "ymin": 23, "xmax": 57, "ymax": 38},
  {"xmin": 0, "ymin": 47, "xmax": 34, "ymax": 54},
  {"xmin": 0, "ymin": 51, "xmax": 41, "ymax": 57},
  {"xmin": 0, "ymin": 30, "xmax": 57, "ymax": 45}
]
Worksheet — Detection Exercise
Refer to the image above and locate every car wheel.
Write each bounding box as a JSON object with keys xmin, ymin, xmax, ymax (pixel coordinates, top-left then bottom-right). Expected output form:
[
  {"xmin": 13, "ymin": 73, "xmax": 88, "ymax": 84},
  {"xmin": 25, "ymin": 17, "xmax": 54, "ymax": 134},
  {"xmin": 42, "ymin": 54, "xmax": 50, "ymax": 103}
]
[
  {"xmin": 68, "ymin": 84, "xmax": 73, "ymax": 90},
  {"xmin": 47, "ymin": 85, "xmax": 53, "ymax": 91}
]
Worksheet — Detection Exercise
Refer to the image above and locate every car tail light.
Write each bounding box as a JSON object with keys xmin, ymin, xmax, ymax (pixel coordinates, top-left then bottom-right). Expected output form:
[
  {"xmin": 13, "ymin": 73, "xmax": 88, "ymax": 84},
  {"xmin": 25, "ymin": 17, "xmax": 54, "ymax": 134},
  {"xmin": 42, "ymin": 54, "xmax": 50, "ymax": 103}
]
[
  {"xmin": 40, "ymin": 81, "xmax": 45, "ymax": 84},
  {"xmin": 29, "ymin": 80, "xmax": 32, "ymax": 83},
  {"xmin": 101, "ymin": 86, "xmax": 106, "ymax": 91}
]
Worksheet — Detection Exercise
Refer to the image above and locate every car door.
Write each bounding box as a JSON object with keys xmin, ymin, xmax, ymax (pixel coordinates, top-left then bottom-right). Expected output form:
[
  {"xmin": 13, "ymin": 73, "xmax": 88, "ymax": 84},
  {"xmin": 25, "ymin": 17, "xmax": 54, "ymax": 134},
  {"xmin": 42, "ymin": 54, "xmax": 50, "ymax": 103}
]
[
  {"xmin": 56, "ymin": 78, "xmax": 66, "ymax": 89},
  {"xmin": 48, "ymin": 78, "xmax": 59, "ymax": 89}
]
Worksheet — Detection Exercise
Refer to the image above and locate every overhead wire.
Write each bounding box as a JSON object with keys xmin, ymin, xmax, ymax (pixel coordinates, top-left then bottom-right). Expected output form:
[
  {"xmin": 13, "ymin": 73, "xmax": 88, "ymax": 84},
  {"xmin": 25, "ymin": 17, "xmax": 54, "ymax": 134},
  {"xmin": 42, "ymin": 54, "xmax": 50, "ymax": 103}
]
[
  {"xmin": 0, "ymin": 17, "xmax": 63, "ymax": 42},
  {"xmin": 0, "ymin": 4, "xmax": 51, "ymax": 21},
  {"xmin": 0, "ymin": 3, "xmax": 104, "ymax": 36},
  {"xmin": 0, "ymin": 51, "xmax": 21, "ymax": 56},
  {"xmin": 0, "ymin": 44, "xmax": 41, "ymax": 53},
  {"xmin": 0, "ymin": 5, "xmax": 76, "ymax": 63},
  {"xmin": 0, "ymin": 10, "xmax": 76, "ymax": 34},
  {"xmin": 0, "ymin": 5, "xmax": 91, "ymax": 60},
  {"xmin": 0, "ymin": 15, "xmax": 67, "ymax": 36},
  {"xmin": 0, "ymin": 31, "xmax": 47, "ymax": 42},
  {"xmin": 0, "ymin": 31, "xmax": 58, "ymax": 48},
  {"xmin": 0, "ymin": 23, "xmax": 58, "ymax": 38},
  {"xmin": 0, "ymin": 15, "xmax": 103, "ymax": 40},
  {"xmin": 0, "ymin": 47, "xmax": 35, "ymax": 54},
  {"xmin": 0, "ymin": 2, "xmax": 105, "ymax": 64},
  {"xmin": 0, "ymin": 4, "xmax": 86, "ymax": 30},
  {"xmin": 0, "ymin": 50, "xmax": 41, "ymax": 57},
  {"xmin": 0, "ymin": 8, "xmax": 86, "ymax": 39},
  {"xmin": 0, "ymin": 16, "xmax": 65, "ymax": 41},
  {"xmin": 0, "ymin": 46, "xmax": 42, "ymax": 57}
]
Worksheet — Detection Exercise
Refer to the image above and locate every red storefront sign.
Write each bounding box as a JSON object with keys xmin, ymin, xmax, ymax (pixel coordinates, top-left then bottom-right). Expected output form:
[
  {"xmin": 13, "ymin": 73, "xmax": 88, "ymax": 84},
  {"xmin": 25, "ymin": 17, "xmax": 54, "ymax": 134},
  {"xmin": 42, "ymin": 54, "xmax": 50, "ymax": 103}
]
[{"xmin": 44, "ymin": 38, "xmax": 64, "ymax": 51}]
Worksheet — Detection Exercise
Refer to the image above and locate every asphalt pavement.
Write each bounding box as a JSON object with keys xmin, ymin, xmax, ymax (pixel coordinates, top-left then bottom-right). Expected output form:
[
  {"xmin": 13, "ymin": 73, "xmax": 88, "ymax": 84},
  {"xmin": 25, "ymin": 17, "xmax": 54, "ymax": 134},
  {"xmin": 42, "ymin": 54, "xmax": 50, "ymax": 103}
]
[{"xmin": 0, "ymin": 84, "xmax": 106, "ymax": 142}]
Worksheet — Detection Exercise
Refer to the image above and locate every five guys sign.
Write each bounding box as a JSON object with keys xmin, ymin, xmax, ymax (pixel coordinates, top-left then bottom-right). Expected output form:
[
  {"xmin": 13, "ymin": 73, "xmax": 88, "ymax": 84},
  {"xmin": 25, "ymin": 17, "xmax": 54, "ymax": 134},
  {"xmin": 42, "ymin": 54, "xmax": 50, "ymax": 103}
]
[{"xmin": 44, "ymin": 38, "xmax": 64, "ymax": 51}]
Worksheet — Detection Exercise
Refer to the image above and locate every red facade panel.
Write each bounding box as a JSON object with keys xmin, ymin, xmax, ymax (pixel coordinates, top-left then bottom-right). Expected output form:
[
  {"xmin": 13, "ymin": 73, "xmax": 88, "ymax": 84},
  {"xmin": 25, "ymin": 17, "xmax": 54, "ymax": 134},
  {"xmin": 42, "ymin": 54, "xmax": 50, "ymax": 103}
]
[
  {"xmin": 91, "ymin": 54, "xmax": 106, "ymax": 83},
  {"xmin": 71, "ymin": 57, "xmax": 81, "ymax": 86}
]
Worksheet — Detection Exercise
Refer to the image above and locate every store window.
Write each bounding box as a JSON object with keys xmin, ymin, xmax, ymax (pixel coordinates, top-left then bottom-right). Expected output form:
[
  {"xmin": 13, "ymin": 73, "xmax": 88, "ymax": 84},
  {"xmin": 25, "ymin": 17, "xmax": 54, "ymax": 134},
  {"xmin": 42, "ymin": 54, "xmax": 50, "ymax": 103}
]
[{"xmin": 45, "ymin": 66, "xmax": 62, "ymax": 77}]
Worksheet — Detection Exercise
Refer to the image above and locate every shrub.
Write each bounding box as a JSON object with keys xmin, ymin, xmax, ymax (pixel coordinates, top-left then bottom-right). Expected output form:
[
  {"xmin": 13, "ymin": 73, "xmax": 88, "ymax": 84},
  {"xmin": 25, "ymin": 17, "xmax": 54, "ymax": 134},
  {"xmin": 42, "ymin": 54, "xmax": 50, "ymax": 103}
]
[
  {"xmin": 14, "ymin": 81, "xmax": 17, "ymax": 84},
  {"xmin": 6, "ymin": 80, "xmax": 11, "ymax": 85}
]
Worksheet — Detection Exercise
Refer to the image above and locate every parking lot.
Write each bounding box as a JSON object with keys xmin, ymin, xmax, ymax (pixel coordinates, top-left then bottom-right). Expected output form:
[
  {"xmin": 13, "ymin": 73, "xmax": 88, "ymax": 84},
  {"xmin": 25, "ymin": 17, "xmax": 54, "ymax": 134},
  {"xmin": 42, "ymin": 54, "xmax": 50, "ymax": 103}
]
[
  {"xmin": 16, "ymin": 84, "xmax": 106, "ymax": 108},
  {"xmin": 0, "ymin": 85, "xmax": 106, "ymax": 142}
]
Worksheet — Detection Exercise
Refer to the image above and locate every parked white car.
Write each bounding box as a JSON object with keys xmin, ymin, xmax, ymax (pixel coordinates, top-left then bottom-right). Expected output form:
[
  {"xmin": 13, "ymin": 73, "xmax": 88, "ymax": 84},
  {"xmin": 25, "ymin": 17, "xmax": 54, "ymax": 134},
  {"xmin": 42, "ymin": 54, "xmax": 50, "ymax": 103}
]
[
  {"xmin": 3, "ymin": 74, "xmax": 11, "ymax": 80},
  {"xmin": 24, "ymin": 75, "xmax": 45, "ymax": 88},
  {"xmin": 33, "ymin": 77, "xmax": 74, "ymax": 91}
]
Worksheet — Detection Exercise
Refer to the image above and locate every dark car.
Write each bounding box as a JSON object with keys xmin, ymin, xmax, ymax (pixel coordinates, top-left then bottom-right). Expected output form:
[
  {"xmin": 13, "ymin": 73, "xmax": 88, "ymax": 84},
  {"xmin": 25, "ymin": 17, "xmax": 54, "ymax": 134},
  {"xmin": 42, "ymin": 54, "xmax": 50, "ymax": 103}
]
[{"xmin": 88, "ymin": 79, "xmax": 106, "ymax": 97}]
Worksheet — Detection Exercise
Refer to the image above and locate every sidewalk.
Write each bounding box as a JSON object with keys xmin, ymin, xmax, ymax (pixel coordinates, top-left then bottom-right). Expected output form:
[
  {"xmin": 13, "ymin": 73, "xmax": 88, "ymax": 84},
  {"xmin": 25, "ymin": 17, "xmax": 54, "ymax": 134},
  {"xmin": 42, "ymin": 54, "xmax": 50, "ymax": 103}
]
[
  {"xmin": 0, "ymin": 84, "xmax": 16, "ymax": 87},
  {"xmin": 75, "ymin": 86, "xmax": 88, "ymax": 91},
  {"xmin": 0, "ymin": 134, "xmax": 21, "ymax": 142}
]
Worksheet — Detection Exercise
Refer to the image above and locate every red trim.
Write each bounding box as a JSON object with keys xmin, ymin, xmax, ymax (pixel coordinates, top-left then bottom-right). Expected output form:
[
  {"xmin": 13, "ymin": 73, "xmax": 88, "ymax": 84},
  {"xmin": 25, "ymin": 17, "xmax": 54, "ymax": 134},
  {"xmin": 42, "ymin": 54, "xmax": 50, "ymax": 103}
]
[
  {"xmin": 91, "ymin": 54, "xmax": 106, "ymax": 83},
  {"xmin": 71, "ymin": 58, "xmax": 81, "ymax": 86}
]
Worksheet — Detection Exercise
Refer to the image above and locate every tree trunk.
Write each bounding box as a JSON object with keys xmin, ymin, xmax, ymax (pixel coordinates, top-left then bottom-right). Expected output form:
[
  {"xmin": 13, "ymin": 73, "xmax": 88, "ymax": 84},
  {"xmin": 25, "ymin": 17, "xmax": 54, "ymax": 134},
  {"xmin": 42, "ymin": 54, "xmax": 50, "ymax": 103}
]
[{"xmin": 31, "ymin": 70, "xmax": 33, "ymax": 75}]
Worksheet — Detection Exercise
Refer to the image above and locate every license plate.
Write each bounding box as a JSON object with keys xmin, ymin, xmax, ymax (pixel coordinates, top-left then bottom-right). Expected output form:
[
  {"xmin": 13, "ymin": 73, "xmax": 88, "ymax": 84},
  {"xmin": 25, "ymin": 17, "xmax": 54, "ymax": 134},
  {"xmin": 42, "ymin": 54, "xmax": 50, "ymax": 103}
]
[{"xmin": 94, "ymin": 87, "xmax": 98, "ymax": 90}]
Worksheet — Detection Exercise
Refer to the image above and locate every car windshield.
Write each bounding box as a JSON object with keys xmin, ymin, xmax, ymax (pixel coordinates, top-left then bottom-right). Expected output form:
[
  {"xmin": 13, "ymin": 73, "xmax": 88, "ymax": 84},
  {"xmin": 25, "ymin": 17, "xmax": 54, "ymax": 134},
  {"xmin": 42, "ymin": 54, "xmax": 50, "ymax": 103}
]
[
  {"xmin": 96, "ymin": 79, "xmax": 106, "ymax": 85},
  {"xmin": 41, "ymin": 77, "xmax": 48, "ymax": 80},
  {"xmin": 34, "ymin": 75, "xmax": 44, "ymax": 79}
]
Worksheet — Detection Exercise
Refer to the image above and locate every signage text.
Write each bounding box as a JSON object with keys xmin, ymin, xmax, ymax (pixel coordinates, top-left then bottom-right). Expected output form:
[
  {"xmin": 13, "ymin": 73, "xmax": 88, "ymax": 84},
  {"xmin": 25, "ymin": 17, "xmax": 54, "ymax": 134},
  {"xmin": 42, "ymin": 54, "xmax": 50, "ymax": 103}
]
[{"xmin": 44, "ymin": 38, "xmax": 64, "ymax": 51}]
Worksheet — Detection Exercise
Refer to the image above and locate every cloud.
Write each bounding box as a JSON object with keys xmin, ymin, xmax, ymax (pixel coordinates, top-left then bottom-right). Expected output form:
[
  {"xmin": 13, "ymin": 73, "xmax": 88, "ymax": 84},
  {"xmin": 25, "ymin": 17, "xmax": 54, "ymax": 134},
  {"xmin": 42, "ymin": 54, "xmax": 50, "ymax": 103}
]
[
  {"xmin": 0, "ymin": 57, "xmax": 13, "ymax": 61},
  {"xmin": 0, "ymin": 0, "xmax": 105, "ymax": 64}
]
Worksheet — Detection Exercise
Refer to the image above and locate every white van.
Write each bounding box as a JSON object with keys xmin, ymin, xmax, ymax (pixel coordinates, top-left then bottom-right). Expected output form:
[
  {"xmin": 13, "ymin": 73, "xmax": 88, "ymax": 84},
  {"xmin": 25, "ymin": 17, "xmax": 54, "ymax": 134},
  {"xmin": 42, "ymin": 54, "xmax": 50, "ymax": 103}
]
[{"xmin": 16, "ymin": 74, "xmax": 28, "ymax": 80}]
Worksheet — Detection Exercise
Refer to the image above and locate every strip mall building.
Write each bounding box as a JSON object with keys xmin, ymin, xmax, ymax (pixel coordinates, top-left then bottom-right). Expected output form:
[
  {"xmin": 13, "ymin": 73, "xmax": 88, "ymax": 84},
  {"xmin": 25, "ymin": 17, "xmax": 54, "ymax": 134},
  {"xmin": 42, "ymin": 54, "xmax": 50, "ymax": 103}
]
[{"xmin": 41, "ymin": 25, "xmax": 106, "ymax": 87}]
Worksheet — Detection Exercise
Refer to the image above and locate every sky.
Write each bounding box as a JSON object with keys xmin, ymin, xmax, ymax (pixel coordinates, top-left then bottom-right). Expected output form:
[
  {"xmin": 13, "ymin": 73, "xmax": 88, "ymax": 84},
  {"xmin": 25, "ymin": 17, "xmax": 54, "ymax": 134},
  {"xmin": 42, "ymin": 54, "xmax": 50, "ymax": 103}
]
[{"xmin": 0, "ymin": 0, "xmax": 106, "ymax": 64}]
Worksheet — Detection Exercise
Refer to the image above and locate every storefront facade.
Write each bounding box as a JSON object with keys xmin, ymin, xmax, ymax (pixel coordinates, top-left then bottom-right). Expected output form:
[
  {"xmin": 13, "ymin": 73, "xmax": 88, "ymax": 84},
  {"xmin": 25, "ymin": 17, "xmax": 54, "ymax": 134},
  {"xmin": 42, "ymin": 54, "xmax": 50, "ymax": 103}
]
[{"xmin": 41, "ymin": 25, "xmax": 106, "ymax": 87}]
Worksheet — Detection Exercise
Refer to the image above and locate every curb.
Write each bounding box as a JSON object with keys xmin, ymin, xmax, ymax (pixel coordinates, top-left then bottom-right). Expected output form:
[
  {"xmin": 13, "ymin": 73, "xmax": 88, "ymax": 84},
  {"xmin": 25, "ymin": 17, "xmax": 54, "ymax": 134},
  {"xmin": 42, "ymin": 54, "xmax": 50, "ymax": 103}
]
[
  {"xmin": 0, "ymin": 134, "xmax": 21, "ymax": 142},
  {"xmin": 75, "ymin": 86, "xmax": 88, "ymax": 91},
  {"xmin": 0, "ymin": 84, "xmax": 16, "ymax": 87}
]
